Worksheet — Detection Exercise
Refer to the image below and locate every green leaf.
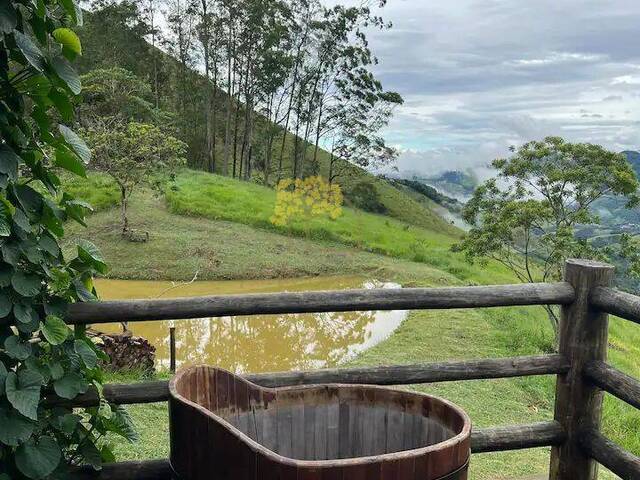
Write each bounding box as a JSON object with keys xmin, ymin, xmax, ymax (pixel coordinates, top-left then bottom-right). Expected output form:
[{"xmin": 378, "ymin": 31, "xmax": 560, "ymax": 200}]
[
  {"xmin": 52, "ymin": 28, "xmax": 82, "ymax": 57},
  {"xmin": 42, "ymin": 200, "xmax": 64, "ymax": 237},
  {"xmin": 16, "ymin": 436, "xmax": 61, "ymax": 479},
  {"xmin": 0, "ymin": 3, "xmax": 17, "ymax": 34},
  {"xmin": 0, "ymin": 217, "xmax": 9, "ymax": 237},
  {"xmin": 13, "ymin": 184, "xmax": 44, "ymax": 217},
  {"xmin": 49, "ymin": 362, "xmax": 64, "ymax": 381},
  {"xmin": 55, "ymin": 148, "xmax": 86, "ymax": 177},
  {"xmin": 53, "ymin": 371, "xmax": 88, "ymax": 399},
  {"xmin": 58, "ymin": 0, "xmax": 82, "ymax": 26},
  {"xmin": 48, "ymin": 88, "xmax": 73, "ymax": 122},
  {"xmin": 2, "ymin": 241, "xmax": 21, "ymax": 266},
  {"xmin": 5, "ymin": 369, "xmax": 43, "ymax": 420},
  {"xmin": 51, "ymin": 56, "xmax": 81, "ymax": 95},
  {"xmin": 14, "ymin": 31, "xmax": 46, "ymax": 72},
  {"xmin": 0, "ymin": 292, "xmax": 11, "ymax": 318},
  {"xmin": 0, "ymin": 144, "xmax": 20, "ymax": 180},
  {"xmin": 0, "ymin": 265, "xmax": 13, "ymax": 287},
  {"xmin": 14, "ymin": 303, "xmax": 38, "ymax": 324},
  {"xmin": 104, "ymin": 405, "xmax": 139, "ymax": 443},
  {"xmin": 15, "ymin": 309, "xmax": 40, "ymax": 334},
  {"xmin": 80, "ymin": 441, "xmax": 102, "ymax": 470},
  {"xmin": 13, "ymin": 208, "xmax": 32, "ymax": 233},
  {"xmin": 77, "ymin": 240, "xmax": 107, "ymax": 274},
  {"xmin": 59, "ymin": 125, "xmax": 90, "ymax": 163},
  {"xmin": 11, "ymin": 271, "xmax": 41, "ymax": 297},
  {"xmin": 73, "ymin": 278, "xmax": 97, "ymax": 302},
  {"xmin": 0, "ymin": 406, "xmax": 35, "ymax": 446},
  {"xmin": 41, "ymin": 315, "xmax": 71, "ymax": 345},
  {"xmin": 101, "ymin": 444, "xmax": 116, "ymax": 464},
  {"xmin": 24, "ymin": 357, "xmax": 50, "ymax": 384},
  {"xmin": 54, "ymin": 412, "xmax": 81, "ymax": 435},
  {"xmin": 4, "ymin": 335, "xmax": 32, "ymax": 360},
  {"xmin": 0, "ymin": 359, "xmax": 6, "ymax": 396},
  {"xmin": 74, "ymin": 339, "xmax": 97, "ymax": 369},
  {"xmin": 39, "ymin": 234, "xmax": 60, "ymax": 257}
]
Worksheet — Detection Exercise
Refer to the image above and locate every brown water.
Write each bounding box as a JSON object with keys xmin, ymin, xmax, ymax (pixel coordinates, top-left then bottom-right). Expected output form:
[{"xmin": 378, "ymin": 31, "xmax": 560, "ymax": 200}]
[{"xmin": 94, "ymin": 276, "xmax": 406, "ymax": 373}]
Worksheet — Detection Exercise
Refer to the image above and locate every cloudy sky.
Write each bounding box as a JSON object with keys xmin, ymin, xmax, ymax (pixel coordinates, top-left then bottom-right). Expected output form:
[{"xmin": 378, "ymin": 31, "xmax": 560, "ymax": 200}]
[{"xmin": 342, "ymin": 0, "xmax": 640, "ymax": 177}]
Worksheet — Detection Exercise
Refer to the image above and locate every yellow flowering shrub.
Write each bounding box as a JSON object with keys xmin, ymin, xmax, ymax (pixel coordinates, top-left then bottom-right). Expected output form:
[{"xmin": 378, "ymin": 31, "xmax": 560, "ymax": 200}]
[{"xmin": 271, "ymin": 176, "xmax": 344, "ymax": 226}]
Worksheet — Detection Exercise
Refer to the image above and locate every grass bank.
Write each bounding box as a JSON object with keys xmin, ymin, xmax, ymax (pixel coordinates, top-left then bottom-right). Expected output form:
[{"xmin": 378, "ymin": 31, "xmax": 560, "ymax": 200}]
[{"xmin": 62, "ymin": 189, "xmax": 458, "ymax": 282}]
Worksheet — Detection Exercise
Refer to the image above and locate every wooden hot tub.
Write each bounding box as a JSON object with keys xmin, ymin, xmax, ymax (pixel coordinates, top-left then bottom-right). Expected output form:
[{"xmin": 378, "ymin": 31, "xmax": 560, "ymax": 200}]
[{"xmin": 169, "ymin": 366, "xmax": 471, "ymax": 480}]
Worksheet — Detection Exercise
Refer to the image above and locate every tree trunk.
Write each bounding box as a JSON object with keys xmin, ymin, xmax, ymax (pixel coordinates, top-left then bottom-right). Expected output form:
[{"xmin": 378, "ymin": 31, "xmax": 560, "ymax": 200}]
[
  {"xmin": 232, "ymin": 63, "xmax": 244, "ymax": 178},
  {"xmin": 120, "ymin": 186, "xmax": 129, "ymax": 234},
  {"xmin": 222, "ymin": 27, "xmax": 234, "ymax": 176},
  {"xmin": 211, "ymin": 53, "xmax": 218, "ymax": 172}
]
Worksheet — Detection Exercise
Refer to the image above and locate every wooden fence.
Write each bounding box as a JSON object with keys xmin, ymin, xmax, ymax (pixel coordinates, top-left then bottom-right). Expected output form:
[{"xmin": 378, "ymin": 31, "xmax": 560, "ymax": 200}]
[{"xmin": 63, "ymin": 259, "xmax": 640, "ymax": 480}]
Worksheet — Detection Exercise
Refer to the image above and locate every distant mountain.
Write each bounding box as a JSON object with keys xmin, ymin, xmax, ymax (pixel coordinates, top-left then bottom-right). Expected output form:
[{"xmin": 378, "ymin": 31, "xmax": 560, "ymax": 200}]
[
  {"xmin": 387, "ymin": 178, "xmax": 463, "ymax": 213},
  {"xmin": 589, "ymin": 151, "xmax": 640, "ymax": 228},
  {"xmin": 622, "ymin": 150, "xmax": 640, "ymax": 177},
  {"xmin": 413, "ymin": 170, "xmax": 478, "ymax": 201}
]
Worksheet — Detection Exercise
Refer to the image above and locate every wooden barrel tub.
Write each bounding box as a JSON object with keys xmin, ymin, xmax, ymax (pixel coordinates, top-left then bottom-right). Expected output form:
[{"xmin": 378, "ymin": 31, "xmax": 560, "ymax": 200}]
[{"xmin": 169, "ymin": 366, "xmax": 471, "ymax": 480}]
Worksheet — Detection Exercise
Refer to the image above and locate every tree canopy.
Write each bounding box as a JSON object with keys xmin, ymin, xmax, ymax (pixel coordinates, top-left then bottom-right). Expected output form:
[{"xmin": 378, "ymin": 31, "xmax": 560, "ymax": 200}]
[
  {"xmin": 79, "ymin": 67, "xmax": 187, "ymax": 234},
  {"xmin": 454, "ymin": 137, "xmax": 640, "ymax": 331}
]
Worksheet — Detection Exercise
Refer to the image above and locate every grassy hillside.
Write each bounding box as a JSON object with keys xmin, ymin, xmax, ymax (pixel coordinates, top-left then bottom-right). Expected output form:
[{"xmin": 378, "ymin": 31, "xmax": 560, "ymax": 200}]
[
  {"xmin": 63, "ymin": 170, "xmax": 638, "ymax": 479},
  {"xmin": 163, "ymin": 171, "xmax": 492, "ymax": 280}
]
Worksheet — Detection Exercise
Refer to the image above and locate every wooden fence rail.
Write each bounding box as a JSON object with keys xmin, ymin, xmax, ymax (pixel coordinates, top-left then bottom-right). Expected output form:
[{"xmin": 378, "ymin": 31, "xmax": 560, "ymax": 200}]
[
  {"xmin": 65, "ymin": 282, "xmax": 575, "ymax": 324},
  {"xmin": 53, "ymin": 260, "xmax": 640, "ymax": 480},
  {"xmin": 47, "ymin": 354, "xmax": 569, "ymax": 408},
  {"xmin": 590, "ymin": 286, "xmax": 640, "ymax": 326},
  {"xmin": 583, "ymin": 361, "xmax": 640, "ymax": 411},
  {"xmin": 579, "ymin": 429, "xmax": 640, "ymax": 480}
]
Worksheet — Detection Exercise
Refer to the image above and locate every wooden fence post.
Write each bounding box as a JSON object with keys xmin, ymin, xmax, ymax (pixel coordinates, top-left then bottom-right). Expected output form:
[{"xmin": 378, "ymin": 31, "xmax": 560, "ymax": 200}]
[
  {"xmin": 550, "ymin": 259, "xmax": 614, "ymax": 480},
  {"xmin": 169, "ymin": 326, "xmax": 176, "ymax": 374}
]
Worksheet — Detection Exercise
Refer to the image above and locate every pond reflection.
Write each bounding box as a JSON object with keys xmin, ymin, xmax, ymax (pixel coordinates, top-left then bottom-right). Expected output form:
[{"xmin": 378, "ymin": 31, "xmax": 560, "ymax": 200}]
[{"xmin": 94, "ymin": 276, "xmax": 406, "ymax": 373}]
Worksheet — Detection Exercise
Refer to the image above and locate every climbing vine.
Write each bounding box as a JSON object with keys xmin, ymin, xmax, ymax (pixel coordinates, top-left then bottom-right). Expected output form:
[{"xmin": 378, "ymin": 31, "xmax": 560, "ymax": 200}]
[{"xmin": 0, "ymin": 1, "xmax": 136, "ymax": 478}]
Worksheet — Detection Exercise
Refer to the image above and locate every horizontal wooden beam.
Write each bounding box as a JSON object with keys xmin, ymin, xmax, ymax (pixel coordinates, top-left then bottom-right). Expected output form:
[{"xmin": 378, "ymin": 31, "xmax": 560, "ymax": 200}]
[
  {"xmin": 583, "ymin": 361, "xmax": 640, "ymax": 410},
  {"xmin": 69, "ymin": 422, "xmax": 565, "ymax": 479},
  {"xmin": 47, "ymin": 354, "xmax": 569, "ymax": 408},
  {"xmin": 66, "ymin": 282, "xmax": 575, "ymax": 324},
  {"xmin": 71, "ymin": 459, "xmax": 172, "ymax": 480},
  {"xmin": 579, "ymin": 428, "xmax": 640, "ymax": 480},
  {"xmin": 470, "ymin": 421, "xmax": 565, "ymax": 453},
  {"xmin": 590, "ymin": 286, "xmax": 640, "ymax": 325}
]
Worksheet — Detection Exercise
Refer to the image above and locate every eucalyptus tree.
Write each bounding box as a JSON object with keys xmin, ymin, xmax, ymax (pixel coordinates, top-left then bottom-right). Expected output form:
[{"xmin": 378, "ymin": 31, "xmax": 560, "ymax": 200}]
[
  {"xmin": 194, "ymin": 0, "xmax": 224, "ymax": 172},
  {"xmin": 135, "ymin": 0, "xmax": 165, "ymax": 108},
  {"xmin": 220, "ymin": 0, "xmax": 238, "ymax": 176},
  {"xmin": 307, "ymin": 4, "xmax": 402, "ymax": 183},
  {"xmin": 163, "ymin": 0, "xmax": 198, "ymax": 141}
]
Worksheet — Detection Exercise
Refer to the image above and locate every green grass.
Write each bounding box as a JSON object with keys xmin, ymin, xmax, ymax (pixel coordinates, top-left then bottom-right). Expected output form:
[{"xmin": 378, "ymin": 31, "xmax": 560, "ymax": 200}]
[
  {"xmin": 63, "ymin": 170, "xmax": 638, "ymax": 479},
  {"xmin": 61, "ymin": 171, "xmax": 120, "ymax": 211}
]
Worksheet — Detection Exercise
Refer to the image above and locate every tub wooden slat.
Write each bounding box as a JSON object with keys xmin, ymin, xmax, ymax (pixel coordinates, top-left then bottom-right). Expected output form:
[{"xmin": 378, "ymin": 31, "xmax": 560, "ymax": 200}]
[
  {"xmin": 303, "ymin": 401, "xmax": 316, "ymax": 460},
  {"xmin": 277, "ymin": 402, "xmax": 293, "ymax": 458},
  {"xmin": 313, "ymin": 400, "xmax": 327, "ymax": 460},
  {"xmin": 326, "ymin": 391, "xmax": 340, "ymax": 460},
  {"xmin": 292, "ymin": 396, "xmax": 306, "ymax": 460}
]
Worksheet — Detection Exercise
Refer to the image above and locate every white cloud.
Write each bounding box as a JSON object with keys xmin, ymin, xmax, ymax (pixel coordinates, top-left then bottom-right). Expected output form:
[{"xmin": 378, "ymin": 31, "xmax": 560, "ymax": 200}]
[{"xmin": 330, "ymin": 0, "xmax": 640, "ymax": 176}]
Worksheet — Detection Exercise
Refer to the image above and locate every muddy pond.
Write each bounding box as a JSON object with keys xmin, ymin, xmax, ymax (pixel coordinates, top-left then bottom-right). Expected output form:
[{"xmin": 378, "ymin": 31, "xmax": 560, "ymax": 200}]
[{"xmin": 94, "ymin": 276, "xmax": 407, "ymax": 373}]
